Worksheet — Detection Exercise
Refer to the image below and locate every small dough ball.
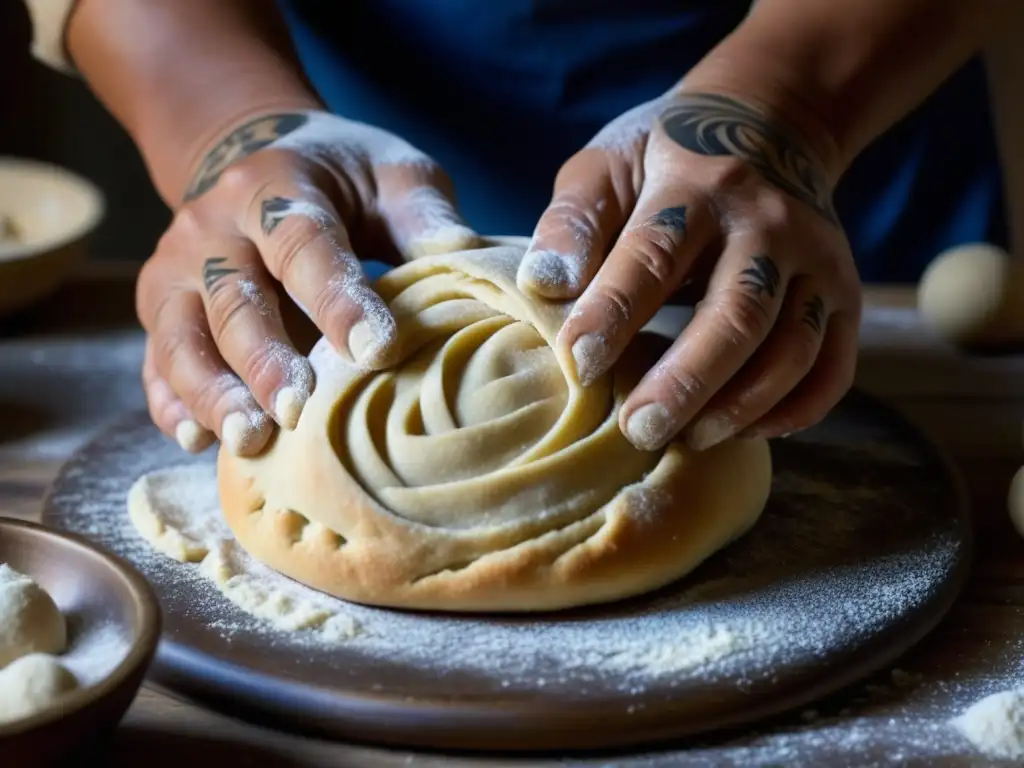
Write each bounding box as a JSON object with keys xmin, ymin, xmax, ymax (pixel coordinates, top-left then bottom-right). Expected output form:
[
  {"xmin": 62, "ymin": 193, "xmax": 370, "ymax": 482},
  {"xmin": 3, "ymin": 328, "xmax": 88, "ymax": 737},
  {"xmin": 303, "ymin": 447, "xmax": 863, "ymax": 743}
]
[
  {"xmin": 0, "ymin": 564, "xmax": 66, "ymax": 668},
  {"xmin": 1008, "ymin": 465, "xmax": 1024, "ymax": 540},
  {"xmin": 917, "ymin": 243, "xmax": 1024, "ymax": 346},
  {"xmin": 0, "ymin": 654, "xmax": 78, "ymax": 724}
]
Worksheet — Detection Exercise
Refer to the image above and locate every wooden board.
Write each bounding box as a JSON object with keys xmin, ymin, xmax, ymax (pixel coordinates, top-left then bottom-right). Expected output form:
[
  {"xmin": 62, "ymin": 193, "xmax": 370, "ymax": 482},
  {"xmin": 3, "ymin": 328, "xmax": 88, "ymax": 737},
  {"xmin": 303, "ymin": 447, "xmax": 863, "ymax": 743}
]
[{"xmin": 41, "ymin": 389, "xmax": 971, "ymax": 753}]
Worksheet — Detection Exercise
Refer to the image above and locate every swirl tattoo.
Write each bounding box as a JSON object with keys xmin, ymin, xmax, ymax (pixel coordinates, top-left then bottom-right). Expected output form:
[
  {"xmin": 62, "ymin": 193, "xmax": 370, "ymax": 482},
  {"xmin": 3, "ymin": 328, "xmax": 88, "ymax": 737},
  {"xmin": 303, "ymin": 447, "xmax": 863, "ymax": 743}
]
[
  {"xmin": 183, "ymin": 113, "xmax": 308, "ymax": 202},
  {"xmin": 660, "ymin": 94, "xmax": 838, "ymax": 226}
]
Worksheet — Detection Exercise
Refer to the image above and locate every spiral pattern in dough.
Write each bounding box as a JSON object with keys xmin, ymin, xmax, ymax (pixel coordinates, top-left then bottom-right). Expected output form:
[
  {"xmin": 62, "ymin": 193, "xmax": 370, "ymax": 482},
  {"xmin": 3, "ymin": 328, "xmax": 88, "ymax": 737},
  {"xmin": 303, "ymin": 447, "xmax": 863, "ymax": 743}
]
[{"xmin": 217, "ymin": 243, "xmax": 771, "ymax": 612}]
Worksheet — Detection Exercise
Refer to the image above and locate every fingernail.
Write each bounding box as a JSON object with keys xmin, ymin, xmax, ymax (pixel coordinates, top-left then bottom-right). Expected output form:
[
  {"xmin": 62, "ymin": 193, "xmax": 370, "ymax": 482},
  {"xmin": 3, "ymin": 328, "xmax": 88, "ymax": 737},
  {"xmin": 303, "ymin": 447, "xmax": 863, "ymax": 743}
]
[
  {"xmin": 571, "ymin": 332, "xmax": 611, "ymax": 387},
  {"xmin": 348, "ymin": 319, "xmax": 382, "ymax": 368},
  {"xmin": 686, "ymin": 414, "xmax": 737, "ymax": 451},
  {"xmin": 624, "ymin": 403, "xmax": 674, "ymax": 451},
  {"xmin": 518, "ymin": 249, "xmax": 582, "ymax": 297},
  {"xmin": 274, "ymin": 386, "xmax": 308, "ymax": 430},
  {"xmin": 221, "ymin": 410, "xmax": 271, "ymax": 456},
  {"xmin": 175, "ymin": 419, "xmax": 211, "ymax": 453}
]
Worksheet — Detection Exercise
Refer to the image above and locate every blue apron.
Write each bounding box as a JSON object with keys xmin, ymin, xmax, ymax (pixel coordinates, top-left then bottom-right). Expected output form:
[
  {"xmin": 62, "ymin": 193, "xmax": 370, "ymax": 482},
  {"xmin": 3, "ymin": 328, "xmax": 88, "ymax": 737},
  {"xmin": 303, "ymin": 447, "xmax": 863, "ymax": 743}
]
[{"xmin": 278, "ymin": 0, "xmax": 1007, "ymax": 284}]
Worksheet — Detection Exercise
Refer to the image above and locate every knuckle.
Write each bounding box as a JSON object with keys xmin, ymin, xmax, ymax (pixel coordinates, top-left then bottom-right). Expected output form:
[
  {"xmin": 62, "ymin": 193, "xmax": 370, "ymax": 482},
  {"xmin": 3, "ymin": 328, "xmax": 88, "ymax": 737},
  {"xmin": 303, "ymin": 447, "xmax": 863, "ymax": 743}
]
[
  {"xmin": 789, "ymin": 331, "xmax": 821, "ymax": 373},
  {"xmin": 170, "ymin": 207, "xmax": 203, "ymax": 240},
  {"xmin": 239, "ymin": 342, "xmax": 287, "ymax": 395},
  {"xmin": 310, "ymin": 279, "xmax": 350, "ymax": 326},
  {"xmin": 151, "ymin": 324, "xmax": 196, "ymax": 384},
  {"xmin": 593, "ymin": 283, "xmax": 635, "ymax": 329},
  {"xmin": 708, "ymin": 288, "xmax": 773, "ymax": 343},
  {"xmin": 218, "ymin": 163, "xmax": 262, "ymax": 196},
  {"xmin": 271, "ymin": 219, "xmax": 332, "ymax": 278},
  {"xmin": 207, "ymin": 289, "xmax": 250, "ymax": 347},
  {"xmin": 658, "ymin": 364, "xmax": 708, "ymax": 408},
  {"xmin": 627, "ymin": 233, "xmax": 678, "ymax": 284}
]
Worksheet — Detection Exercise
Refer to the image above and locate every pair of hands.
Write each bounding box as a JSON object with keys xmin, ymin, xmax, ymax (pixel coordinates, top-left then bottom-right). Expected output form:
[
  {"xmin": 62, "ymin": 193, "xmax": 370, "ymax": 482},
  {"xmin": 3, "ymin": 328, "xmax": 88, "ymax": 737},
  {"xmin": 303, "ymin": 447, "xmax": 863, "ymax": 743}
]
[{"xmin": 138, "ymin": 90, "xmax": 862, "ymax": 459}]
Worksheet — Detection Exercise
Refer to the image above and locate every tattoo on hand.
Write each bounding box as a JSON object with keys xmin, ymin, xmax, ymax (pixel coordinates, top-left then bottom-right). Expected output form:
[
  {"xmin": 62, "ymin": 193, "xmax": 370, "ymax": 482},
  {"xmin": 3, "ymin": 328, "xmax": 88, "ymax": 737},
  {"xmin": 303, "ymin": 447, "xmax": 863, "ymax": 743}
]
[
  {"xmin": 202, "ymin": 257, "xmax": 240, "ymax": 294},
  {"xmin": 802, "ymin": 295, "xmax": 825, "ymax": 334},
  {"xmin": 183, "ymin": 113, "xmax": 309, "ymax": 202},
  {"xmin": 660, "ymin": 94, "xmax": 839, "ymax": 226},
  {"xmin": 645, "ymin": 206, "xmax": 688, "ymax": 233},
  {"xmin": 738, "ymin": 254, "xmax": 780, "ymax": 300},
  {"xmin": 261, "ymin": 197, "xmax": 293, "ymax": 236}
]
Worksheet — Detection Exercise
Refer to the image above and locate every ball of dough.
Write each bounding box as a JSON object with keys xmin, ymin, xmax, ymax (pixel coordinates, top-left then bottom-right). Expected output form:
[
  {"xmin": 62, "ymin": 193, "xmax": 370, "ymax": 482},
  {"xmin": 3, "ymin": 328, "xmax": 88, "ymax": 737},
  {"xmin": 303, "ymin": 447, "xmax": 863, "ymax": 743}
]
[
  {"xmin": 917, "ymin": 243, "xmax": 1024, "ymax": 346},
  {"xmin": 0, "ymin": 564, "xmax": 67, "ymax": 668},
  {"xmin": 1008, "ymin": 465, "xmax": 1024, "ymax": 540},
  {"xmin": 0, "ymin": 653, "xmax": 78, "ymax": 725},
  {"xmin": 217, "ymin": 243, "xmax": 772, "ymax": 613}
]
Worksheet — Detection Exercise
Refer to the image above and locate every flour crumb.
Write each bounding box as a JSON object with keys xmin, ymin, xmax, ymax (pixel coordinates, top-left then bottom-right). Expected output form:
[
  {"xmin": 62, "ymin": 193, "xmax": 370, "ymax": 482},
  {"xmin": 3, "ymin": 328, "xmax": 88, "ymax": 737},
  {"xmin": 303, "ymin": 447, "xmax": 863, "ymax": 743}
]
[
  {"xmin": 127, "ymin": 464, "xmax": 361, "ymax": 640},
  {"xmin": 952, "ymin": 688, "xmax": 1024, "ymax": 760}
]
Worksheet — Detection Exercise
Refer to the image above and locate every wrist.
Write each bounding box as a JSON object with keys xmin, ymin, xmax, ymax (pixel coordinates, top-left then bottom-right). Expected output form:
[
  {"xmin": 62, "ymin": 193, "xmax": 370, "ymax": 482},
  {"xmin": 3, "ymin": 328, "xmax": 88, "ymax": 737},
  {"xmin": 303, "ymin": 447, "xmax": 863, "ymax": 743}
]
[{"xmin": 675, "ymin": 49, "xmax": 848, "ymax": 186}]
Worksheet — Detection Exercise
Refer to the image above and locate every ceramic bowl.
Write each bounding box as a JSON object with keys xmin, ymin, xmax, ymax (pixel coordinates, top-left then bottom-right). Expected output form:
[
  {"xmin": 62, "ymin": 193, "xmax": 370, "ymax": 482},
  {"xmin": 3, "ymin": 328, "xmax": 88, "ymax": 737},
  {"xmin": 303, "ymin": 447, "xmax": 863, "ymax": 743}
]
[
  {"xmin": 0, "ymin": 518, "xmax": 161, "ymax": 765},
  {"xmin": 0, "ymin": 157, "xmax": 105, "ymax": 317}
]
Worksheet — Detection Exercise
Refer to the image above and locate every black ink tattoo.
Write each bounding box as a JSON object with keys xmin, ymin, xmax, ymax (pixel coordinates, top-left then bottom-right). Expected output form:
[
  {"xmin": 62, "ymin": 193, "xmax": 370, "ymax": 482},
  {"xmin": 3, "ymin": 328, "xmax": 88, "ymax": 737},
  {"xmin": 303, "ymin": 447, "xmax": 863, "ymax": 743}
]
[
  {"xmin": 183, "ymin": 113, "xmax": 309, "ymax": 201},
  {"xmin": 660, "ymin": 94, "xmax": 839, "ymax": 226},
  {"xmin": 802, "ymin": 295, "xmax": 825, "ymax": 334},
  {"xmin": 202, "ymin": 257, "xmax": 239, "ymax": 294},
  {"xmin": 645, "ymin": 206, "xmax": 688, "ymax": 233},
  {"xmin": 260, "ymin": 197, "xmax": 293, "ymax": 235},
  {"xmin": 738, "ymin": 254, "xmax": 780, "ymax": 300}
]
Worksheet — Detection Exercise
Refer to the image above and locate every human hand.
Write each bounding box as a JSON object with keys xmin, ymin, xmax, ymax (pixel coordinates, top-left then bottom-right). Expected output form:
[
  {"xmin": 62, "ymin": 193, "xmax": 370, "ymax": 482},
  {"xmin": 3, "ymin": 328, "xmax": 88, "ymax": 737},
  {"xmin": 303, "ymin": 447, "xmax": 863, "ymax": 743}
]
[
  {"xmin": 519, "ymin": 91, "xmax": 862, "ymax": 452},
  {"xmin": 137, "ymin": 111, "xmax": 479, "ymax": 457}
]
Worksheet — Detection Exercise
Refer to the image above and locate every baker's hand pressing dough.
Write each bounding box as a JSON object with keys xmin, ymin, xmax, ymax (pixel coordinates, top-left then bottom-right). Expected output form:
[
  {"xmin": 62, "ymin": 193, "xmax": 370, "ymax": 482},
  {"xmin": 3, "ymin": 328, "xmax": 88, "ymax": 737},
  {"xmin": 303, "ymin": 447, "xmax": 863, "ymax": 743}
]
[
  {"xmin": 0, "ymin": 565, "xmax": 66, "ymax": 667},
  {"xmin": 0, "ymin": 654, "xmax": 78, "ymax": 725},
  {"xmin": 217, "ymin": 243, "xmax": 772, "ymax": 612}
]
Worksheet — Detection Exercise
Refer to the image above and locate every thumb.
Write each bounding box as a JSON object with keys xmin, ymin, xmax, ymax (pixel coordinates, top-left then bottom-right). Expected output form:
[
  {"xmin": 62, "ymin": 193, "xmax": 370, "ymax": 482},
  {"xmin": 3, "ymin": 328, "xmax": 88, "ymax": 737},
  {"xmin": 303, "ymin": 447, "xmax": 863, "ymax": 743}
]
[
  {"xmin": 518, "ymin": 149, "xmax": 638, "ymax": 299},
  {"xmin": 374, "ymin": 163, "xmax": 481, "ymax": 260}
]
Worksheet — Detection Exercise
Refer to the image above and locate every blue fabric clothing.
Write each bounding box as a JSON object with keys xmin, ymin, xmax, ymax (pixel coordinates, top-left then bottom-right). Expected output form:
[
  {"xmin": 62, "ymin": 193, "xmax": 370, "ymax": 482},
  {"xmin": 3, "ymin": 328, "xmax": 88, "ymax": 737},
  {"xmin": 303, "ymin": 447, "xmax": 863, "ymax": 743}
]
[{"xmin": 277, "ymin": 0, "xmax": 1007, "ymax": 284}]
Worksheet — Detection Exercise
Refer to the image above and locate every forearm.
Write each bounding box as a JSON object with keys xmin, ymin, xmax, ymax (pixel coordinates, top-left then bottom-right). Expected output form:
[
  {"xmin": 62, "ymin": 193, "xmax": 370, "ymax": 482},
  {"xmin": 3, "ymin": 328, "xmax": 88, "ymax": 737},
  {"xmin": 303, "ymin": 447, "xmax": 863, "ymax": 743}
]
[
  {"xmin": 66, "ymin": 0, "xmax": 322, "ymax": 205},
  {"xmin": 680, "ymin": 0, "xmax": 1003, "ymax": 181}
]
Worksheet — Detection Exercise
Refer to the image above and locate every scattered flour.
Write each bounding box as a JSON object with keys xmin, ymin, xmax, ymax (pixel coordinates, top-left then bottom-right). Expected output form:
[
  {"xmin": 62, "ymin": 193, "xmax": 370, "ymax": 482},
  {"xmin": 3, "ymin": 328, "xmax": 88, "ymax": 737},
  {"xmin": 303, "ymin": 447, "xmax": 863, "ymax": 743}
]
[
  {"xmin": 43, "ymin": 405, "xmax": 985, "ymax": 763},
  {"xmin": 952, "ymin": 687, "xmax": 1024, "ymax": 760}
]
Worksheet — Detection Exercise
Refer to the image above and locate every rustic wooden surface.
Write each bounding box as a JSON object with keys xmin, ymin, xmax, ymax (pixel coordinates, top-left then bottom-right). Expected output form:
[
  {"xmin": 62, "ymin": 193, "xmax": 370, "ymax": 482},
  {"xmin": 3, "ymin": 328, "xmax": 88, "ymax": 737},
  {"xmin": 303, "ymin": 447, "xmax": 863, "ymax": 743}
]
[{"xmin": 1, "ymin": 263, "xmax": 1023, "ymax": 766}]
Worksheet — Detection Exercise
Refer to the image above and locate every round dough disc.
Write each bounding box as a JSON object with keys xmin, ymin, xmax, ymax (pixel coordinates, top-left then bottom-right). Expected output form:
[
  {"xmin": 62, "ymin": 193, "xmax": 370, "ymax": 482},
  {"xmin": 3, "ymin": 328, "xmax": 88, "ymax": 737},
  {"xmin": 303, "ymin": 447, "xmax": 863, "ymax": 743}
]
[
  {"xmin": 217, "ymin": 243, "xmax": 772, "ymax": 612},
  {"xmin": 0, "ymin": 564, "xmax": 66, "ymax": 668}
]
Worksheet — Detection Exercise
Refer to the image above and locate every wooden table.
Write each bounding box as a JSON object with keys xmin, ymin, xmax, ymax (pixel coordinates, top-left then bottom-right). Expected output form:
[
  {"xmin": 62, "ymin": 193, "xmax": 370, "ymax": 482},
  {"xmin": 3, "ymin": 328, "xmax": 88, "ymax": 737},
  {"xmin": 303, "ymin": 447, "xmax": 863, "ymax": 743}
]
[{"xmin": 2, "ymin": 264, "xmax": 1022, "ymax": 767}]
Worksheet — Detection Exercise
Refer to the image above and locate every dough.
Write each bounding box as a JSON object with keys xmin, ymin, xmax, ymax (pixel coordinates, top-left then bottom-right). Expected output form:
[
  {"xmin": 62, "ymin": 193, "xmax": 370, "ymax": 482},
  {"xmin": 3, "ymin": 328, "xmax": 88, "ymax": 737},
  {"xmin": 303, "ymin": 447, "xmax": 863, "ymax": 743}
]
[
  {"xmin": 0, "ymin": 653, "xmax": 78, "ymax": 725},
  {"xmin": 917, "ymin": 243, "xmax": 1024, "ymax": 347},
  {"xmin": 217, "ymin": 243, "xmax": 772, "ymax": 612},
  {"xmin": 0, "ymin": 564, "xmax": 66, "ymax": 668}
]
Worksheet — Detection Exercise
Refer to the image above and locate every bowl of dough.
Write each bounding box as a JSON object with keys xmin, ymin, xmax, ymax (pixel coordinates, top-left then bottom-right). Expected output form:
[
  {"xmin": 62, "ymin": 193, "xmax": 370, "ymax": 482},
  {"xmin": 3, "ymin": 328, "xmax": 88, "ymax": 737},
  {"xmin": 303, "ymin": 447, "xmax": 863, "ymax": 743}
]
[
  {"xmin": 0, "ymin": 157, "xmax": 105, "ymax": 318},
  {"xmin": 0, "ymin": 518, "xmax": 160, "ymax": 764}
]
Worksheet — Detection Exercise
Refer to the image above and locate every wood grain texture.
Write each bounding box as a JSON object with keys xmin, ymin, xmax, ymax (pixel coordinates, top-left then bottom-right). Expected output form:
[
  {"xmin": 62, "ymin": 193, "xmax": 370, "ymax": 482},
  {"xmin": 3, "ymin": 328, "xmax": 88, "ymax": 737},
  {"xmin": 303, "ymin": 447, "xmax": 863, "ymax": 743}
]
[{"xmin": 0, "ymin": 267, "xmax": 1022, "ymax": 765}]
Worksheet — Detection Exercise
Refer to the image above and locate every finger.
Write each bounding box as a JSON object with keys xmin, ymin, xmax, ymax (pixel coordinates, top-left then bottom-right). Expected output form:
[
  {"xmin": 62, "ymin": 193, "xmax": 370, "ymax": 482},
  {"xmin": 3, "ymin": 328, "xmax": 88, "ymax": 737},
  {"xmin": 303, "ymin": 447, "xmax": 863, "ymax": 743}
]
[
  {"xmin": 517, "ymin": 150, "xmax": 634, "ymax": 299},
  {"xmin": 684, "ymin": 277, "xmax": 828, "ymax": 451},
  {"xmin": 197, "ymin": 238, "xmax": 315, "ymax": 430},
  {"xmin": 243, "ymin": 185, "xmax": 398, "ymax": 369},
  {"xmin": 557, "ymin": 186, "xmax": 716, "ymax": 387},
  {"xmin": 147, "ymin": 286, "xmax": 274, "ymax": 456},
  {"xmin": 141, "ymin": 338, "xmax": 215, "ymax": 453},
  {"xmin": 619, "ymin": 234, "xmax": 790, "ymax": 451},
  {"xmin": 737, "ymin": 310, "xmax": 859, "ymax": 439},
  {"xmin": 374, "ymin": 162, "xmax": 480, "ymax": 259}
]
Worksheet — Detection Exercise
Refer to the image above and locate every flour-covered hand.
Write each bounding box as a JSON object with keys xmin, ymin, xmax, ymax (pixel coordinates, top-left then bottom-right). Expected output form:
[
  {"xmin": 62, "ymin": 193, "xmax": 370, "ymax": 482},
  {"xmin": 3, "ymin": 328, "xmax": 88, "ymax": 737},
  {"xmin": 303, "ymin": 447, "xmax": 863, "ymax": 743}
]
[
  {"xmin": 137, "ymin": 110, "xmax": 479, "ymax": 457},
  {"xmin": 520, "ymin": 91, "xmax": 862, "ymax": 452}
]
